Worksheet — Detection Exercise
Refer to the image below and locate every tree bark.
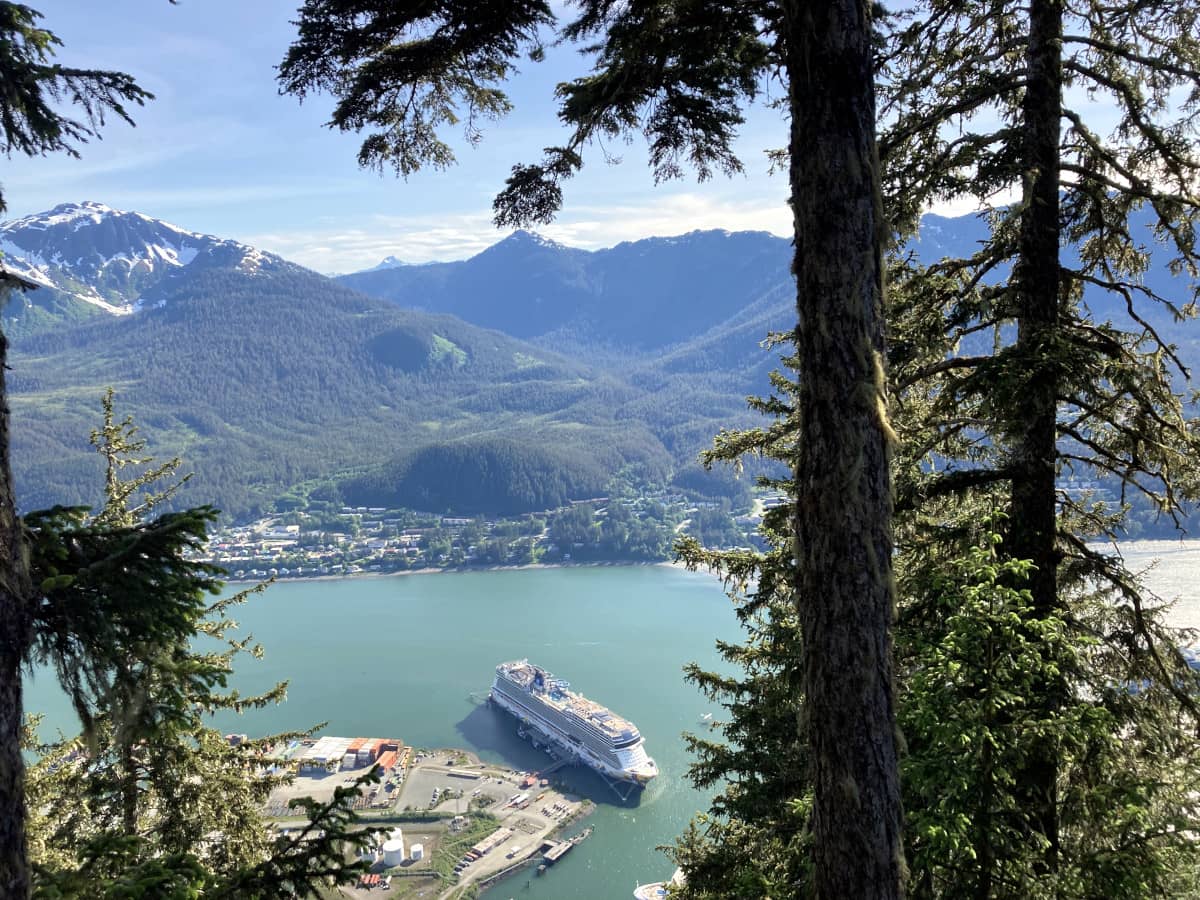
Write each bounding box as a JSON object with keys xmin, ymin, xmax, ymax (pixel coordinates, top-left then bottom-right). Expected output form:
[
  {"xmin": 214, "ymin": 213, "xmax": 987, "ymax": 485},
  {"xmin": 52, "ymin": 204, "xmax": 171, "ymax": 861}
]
[
  {"xmin": 782, "ymin": 1, "xmax": 905, "ymax": 896},
  {"xmin": 0, "ymin": 325, "xmax": 32, "ymax": 900},
  {"xmin": 1009, "ymin": 0, "xmax": 1064, "ymax": 868}
]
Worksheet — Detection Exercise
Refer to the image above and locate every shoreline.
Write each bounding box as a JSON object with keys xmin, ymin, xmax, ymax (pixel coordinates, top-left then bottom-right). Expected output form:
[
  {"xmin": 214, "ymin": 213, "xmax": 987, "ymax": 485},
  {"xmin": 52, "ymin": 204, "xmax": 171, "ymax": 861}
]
[
  {"xmin": 222, "ymin": 558, "xmax": 695, "ymax": 585},
  {"xmin": 219, "ymin": 536, "xmax": 1200, "ymax": 585}
]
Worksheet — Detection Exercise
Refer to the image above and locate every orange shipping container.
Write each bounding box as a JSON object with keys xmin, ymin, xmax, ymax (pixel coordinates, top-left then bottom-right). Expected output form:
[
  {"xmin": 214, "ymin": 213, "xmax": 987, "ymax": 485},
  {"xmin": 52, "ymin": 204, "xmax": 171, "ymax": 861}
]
[
  {"xmin": 359, "ymin": 739, "xmax": 385, "ymax": 760},
  {"xmin": 375, "ymin": 750, "xmax": 398, "ymax": 770}
]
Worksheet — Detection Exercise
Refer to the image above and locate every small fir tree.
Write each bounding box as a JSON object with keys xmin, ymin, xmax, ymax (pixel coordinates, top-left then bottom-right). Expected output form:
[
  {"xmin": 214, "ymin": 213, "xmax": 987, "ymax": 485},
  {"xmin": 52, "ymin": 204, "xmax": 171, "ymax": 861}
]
[{"xmin": 24, "ymin": 392, "xmax": 376, "ymax": 897}]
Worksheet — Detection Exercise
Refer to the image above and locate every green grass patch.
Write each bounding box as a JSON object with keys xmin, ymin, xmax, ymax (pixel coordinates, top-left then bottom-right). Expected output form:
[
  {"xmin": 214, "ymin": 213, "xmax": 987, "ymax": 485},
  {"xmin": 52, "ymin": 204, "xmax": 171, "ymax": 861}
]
[
  {"xmin": 428, "ymin": 813, "xmax": 500, "ymax": 882},
  {"xmin": 512, "ymin": 352, "xmax": 542, "ymax": 369},
  {"xmin": 430, "ymin": 334, "xmax": 467, "ymax": 367}
]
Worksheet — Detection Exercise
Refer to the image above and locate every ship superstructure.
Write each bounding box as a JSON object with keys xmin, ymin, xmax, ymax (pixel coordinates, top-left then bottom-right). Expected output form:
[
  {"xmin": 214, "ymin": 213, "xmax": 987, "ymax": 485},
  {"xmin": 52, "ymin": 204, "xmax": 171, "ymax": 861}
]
[{"xmin": 490, "ymin": 660, "xmax": 658, "ymax": 787}]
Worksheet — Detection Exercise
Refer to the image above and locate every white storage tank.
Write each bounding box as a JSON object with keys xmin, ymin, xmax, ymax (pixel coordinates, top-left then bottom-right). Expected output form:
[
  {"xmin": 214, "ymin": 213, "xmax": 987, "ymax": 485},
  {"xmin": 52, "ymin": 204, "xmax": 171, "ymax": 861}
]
[
  {"xmin": 409, "ymin": 843, "xmax": 424, "ymax": 861},
  {"xmin": 382, "ymin": 838, "xmax": 405, "ymax": 867}
]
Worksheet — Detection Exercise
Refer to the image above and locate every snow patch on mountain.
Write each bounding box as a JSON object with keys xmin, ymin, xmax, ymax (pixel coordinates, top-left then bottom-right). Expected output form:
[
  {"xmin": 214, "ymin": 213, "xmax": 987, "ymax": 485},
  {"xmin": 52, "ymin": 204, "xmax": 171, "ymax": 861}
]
[
  {"xmin": 237, "ymin": 246, "xmax": 270, "ymax": 274},
  {"xmin": 0, "ymin": 201, "xmax": 294, "ymax": 317},
  {"xmin": 72, "ymin": 289, "xmax": 136, "ymax": 316},
  {"xmin": 0, "ymin": 255, "xmax": 57, "ymax": 291},
  {"xmin": 366, "ymin": 255, "xmax": 409, "ymax": 272}
]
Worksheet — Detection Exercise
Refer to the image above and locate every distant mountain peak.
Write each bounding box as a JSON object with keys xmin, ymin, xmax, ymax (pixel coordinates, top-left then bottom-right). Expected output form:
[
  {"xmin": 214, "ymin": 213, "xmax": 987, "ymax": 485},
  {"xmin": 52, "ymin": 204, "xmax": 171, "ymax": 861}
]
[
  {"xmin": 11, "ymin": 199, "xmax": 120, "ymax": 231},
  {"xmin": 502, "ymin": 229, "xmax": 564, "ymax": 250},
  {"xmin": 0, "ymin": 201, "xmax": 294, "ymax": 320},
  {"xmin": 365, "ymin": 254, "xmax": 409, "ymax": 272}
]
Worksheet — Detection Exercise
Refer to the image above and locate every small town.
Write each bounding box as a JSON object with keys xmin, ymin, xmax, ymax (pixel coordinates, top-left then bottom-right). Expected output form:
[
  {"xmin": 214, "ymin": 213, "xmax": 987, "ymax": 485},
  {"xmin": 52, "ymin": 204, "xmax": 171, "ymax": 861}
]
[{"xmin": 198, "ymin": 490, "xmax": 778, "ymax": 580}]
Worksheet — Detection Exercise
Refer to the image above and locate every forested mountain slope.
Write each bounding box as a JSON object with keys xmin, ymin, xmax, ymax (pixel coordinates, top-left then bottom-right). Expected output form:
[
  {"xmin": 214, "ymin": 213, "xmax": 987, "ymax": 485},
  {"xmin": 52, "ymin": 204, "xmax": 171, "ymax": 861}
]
[
  {"xmin": 6, "ymin": 203, "xmax": 1197, "ymax": 523},
  {"xmin": 337, "ymin": 228, "xmax": 793, "ymax": 353},
  {"xmin": 7, "ymin": 257, "xmax": 670, "ymax": 519}
]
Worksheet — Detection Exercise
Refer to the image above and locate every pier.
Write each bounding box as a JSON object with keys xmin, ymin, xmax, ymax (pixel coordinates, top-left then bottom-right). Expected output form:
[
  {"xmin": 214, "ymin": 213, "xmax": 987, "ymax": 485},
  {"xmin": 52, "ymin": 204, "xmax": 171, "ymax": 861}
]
[{"xmin": 541, "ymin": 825, "xmax": 594, "ymax": 866}]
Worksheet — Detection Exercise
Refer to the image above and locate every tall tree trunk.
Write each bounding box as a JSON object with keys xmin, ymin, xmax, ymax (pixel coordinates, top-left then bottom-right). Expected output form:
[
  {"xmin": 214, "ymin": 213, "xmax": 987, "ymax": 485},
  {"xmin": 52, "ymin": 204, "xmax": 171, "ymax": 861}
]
[
  {"xmin": 1009, "ymin": 0, "xmax": 1064, "ymax": 868},
  {"xmin": 120, "ymin": 739, "xmax": 139, "ymax": 837},
  {"xmin": 782, "ymin": 1, "xmax": 905, "ymax": 896},
  {"xmin": 0, "ymin": 326, "xmax": 31, "ymax": 900}
]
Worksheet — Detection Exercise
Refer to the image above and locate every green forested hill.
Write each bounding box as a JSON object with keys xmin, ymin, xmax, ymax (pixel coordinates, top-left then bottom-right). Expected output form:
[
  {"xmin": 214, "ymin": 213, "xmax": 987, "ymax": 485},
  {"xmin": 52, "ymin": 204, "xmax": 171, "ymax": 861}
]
[
  {"xmin": 28, "ymin": 208, "xmax": 1197, "ymax": 527},
  {"xmin": 0, "ymin": 207, "xmax": 806, "ymax": 523},
  {"xmin": 8, "ymin": 264, "xmax": 683, "ymax": 520}
]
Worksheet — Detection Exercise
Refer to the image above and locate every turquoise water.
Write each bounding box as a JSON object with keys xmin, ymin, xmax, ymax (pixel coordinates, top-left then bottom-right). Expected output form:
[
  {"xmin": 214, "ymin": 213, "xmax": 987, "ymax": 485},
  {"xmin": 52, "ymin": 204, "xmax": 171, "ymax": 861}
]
[
  {"xmin": 29, "ymin": 542, "xmax": 1199, "ymax": 898},
  {"xmin": 25, "ymin": 564, "xmax": 741, "ymax": 899}
]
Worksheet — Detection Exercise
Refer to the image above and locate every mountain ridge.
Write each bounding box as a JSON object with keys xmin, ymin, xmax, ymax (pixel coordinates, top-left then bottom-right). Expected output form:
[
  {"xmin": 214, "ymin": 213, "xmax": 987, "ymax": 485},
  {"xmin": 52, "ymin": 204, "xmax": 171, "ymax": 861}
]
[
  {"xmin": 0, "ymin": 201, "xmax": 301, "ymax": 329},
  {"xmin": 0, "ymin": 207, "xmax": 712, "ymax": 520},
  {"xmin": 336, "ymin": 227, "xmax": 794, "ymax": 353},
  {"xmin": 5, "ymin": 201, "xmax": 1197, "ymax": 531}
]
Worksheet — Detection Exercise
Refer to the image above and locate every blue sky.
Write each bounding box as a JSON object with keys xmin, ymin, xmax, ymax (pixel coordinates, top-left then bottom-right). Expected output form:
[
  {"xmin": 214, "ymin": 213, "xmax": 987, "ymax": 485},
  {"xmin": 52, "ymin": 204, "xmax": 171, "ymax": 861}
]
[{"xmin": 4, "ymin": 1, "xmax": 796, "ymax": 271}]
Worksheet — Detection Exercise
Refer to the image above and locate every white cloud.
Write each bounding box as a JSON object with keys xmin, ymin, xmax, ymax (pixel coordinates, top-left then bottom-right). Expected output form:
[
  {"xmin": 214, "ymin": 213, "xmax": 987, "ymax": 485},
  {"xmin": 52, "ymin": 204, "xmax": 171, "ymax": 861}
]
[
  {"xmin": 541, "ymin": 193, "xmax": 791, "ymax": 248},
  {"xmin": 244, "ymin": 192, "xmax": 793, "ymax": 272}
]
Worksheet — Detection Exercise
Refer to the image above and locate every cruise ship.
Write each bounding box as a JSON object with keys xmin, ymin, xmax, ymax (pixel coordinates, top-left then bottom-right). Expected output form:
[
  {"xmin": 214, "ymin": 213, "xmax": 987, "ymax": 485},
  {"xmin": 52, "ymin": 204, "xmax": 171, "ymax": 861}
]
[{"xmin": 490, "ymin": 660, "xmax": 658, "ymax": 786}]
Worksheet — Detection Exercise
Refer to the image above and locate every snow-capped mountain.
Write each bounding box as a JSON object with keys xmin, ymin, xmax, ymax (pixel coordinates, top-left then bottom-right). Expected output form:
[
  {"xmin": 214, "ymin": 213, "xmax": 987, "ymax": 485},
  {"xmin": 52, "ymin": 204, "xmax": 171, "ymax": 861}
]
[
  {"xmin": 364, "ymin": 254, "xmax": 409, "ymax": 272},
  {"xmin": 0, "ymin": 201, "xmax": 295, "ymax": 314}
]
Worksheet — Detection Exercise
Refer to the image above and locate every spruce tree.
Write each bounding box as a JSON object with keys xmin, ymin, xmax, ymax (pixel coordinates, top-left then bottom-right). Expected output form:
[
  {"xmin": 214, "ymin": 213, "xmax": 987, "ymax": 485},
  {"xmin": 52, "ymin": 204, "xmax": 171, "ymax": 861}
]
[
  {"xmin": 24, "ymin": 393, "xmax": 376, "ymax": 898},
  {"xmin": 879, "ymin": 0, "xmax": 1200, "ymax": 890},
  {"xmin": 669, "ymin": 0, "xmax": 1200, "ymax": 879},
  {"xmin": 0, "ymin": 6, "xmax": 151, "ymax": 893},
  {"xmin": 280, "ymin": 5, "xmax": 904, "ymax": 892}
]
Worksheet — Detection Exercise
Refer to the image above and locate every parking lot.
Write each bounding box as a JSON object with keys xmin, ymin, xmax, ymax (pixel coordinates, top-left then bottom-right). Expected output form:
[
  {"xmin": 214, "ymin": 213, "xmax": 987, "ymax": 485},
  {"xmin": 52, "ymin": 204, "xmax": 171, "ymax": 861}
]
[
  {"xmin": 394, "ymin": 761, "xmax": 486, "ymax": 814},
  {"xmin": 263, "ymin": 750, "xmax": 592, "ymax": 899}
]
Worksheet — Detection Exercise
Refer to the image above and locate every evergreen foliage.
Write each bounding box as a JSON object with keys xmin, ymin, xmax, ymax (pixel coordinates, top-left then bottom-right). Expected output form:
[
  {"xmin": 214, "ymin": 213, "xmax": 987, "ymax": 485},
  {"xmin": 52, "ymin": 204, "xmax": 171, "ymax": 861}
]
[
  {"xmin": 881, "ymin": 0, "xmax": 1200, "ymax": 885},
  {"xmin": 669, "ymin": 515, "xmax": 810, "ymax": 898},
  {"xmin": 24, "ymin": 393, "xmax": 376, "ymax": 897},
  {"xmin": 0, "ymin": 4, "xmax": 149, "ymax": 214},
  {"xmin": 0, "ymin": 6, "xmax": 157, "ymax": 888},
  {"xmin": 669, "ymin": 0, "xmax": 1200, "ymax": 892}
]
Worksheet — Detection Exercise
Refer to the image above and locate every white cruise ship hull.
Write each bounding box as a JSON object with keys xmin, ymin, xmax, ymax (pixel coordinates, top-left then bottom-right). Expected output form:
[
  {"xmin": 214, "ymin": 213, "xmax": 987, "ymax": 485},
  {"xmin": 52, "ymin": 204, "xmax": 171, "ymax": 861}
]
[{"xmin": 490, "ymin": 675, "xmax": 657, "ymax": 786}]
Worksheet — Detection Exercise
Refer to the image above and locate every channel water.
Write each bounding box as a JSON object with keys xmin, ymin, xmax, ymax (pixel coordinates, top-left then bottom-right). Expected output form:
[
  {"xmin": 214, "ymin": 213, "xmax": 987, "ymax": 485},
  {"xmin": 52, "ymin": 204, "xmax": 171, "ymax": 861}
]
[
  {"xmin": 24, "ymin": 543, "xmax": 1200, "ymax": 898},
  {"xmin": 27, "ymin": 564, "xmax": 741, "ymax": 899}
]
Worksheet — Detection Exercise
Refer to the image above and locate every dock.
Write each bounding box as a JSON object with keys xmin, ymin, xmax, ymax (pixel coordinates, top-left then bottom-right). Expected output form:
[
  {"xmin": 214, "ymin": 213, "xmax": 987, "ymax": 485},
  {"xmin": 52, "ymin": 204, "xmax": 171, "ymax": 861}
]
[{"xmin": 541, "ymin": 825, "xmax": 594, "ymax": 866}]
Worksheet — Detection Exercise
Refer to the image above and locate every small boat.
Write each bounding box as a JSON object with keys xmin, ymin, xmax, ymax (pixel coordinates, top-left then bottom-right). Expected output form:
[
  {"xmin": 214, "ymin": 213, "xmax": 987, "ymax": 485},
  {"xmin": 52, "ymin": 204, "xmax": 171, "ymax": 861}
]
[
  {"xmin": 698, "ymin": 712, "xmax": 713, "ymax": 723},
  {"xmin": 634, "ymin": 883, "xmax": 669, "ymax": 899},
  {"xmin": 634, "ymin": 868, "xmax": 685, "ymax": 899}
]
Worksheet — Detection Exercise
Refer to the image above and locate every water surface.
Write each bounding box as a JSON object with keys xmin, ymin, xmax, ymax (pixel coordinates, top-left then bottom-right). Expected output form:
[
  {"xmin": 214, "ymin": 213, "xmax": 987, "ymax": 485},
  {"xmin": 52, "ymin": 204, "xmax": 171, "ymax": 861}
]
[
  {"xmin": 30, "ymin": 564, "xmax": 739, "ymax": 898},
  {"xmin": 26, "ymin": 544, "xmax": 1200, "ymax": 898}
]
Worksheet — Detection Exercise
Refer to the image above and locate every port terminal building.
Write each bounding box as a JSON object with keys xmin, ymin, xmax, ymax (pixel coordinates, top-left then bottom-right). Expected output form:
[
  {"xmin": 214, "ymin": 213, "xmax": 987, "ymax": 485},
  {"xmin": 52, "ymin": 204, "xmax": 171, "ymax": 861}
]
[{"xmin": 288, "ymin": 736, "xmax": 407, "ymax": 774}]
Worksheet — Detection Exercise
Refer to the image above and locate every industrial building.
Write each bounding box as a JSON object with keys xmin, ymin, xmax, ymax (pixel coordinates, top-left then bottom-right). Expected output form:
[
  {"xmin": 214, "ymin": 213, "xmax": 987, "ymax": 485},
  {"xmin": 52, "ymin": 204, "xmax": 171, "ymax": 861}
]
[
  {"xmin": 468, "ymin": 827, "xmax": 514, "ymax": 859},
  {"xmin": 295, "ymin": 735, "xmax": 406, "ymax": 774}
]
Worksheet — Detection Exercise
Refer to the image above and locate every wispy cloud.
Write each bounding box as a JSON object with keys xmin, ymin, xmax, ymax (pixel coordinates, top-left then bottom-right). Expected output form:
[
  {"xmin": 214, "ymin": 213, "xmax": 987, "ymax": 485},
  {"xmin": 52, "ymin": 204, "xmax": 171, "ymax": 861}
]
[
  {"xmin": 540, "ymin": 194, "xmax": 791, "ymax": 249},
  {"xmin": 244, "ymin": 192, "xmax": 792, "ymax": 272},
  {"xmin": 104, "ymin": 180, "xmax": 368, "ymax": 217}
]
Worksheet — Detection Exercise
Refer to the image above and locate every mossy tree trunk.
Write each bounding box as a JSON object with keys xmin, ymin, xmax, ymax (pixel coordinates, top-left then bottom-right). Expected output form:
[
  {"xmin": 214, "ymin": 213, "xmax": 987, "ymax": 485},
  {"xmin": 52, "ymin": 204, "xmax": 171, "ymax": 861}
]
[
  {"xmin": 1008, "ymin": 0, "xmax": 1064, "ymax": 868},
  {"xmin": 783, "ymin": 1, "xmax": 905, "ymax": 896},
  {"xmin": 0, "ymin": 327, "xmax": 31, "ymax": 900}
]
